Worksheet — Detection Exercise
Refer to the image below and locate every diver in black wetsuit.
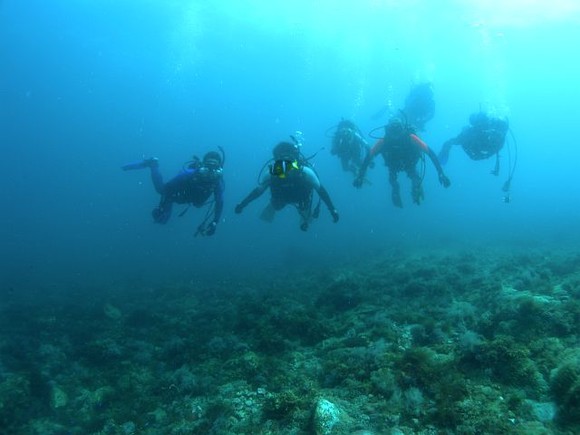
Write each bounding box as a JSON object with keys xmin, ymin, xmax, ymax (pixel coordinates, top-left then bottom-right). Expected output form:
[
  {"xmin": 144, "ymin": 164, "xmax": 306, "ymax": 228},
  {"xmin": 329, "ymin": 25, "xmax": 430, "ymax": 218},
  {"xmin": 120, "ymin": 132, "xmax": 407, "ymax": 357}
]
[
  {"xmin": 235, "ymin": 141, "xmax": 339, "ymax": 231},
  {"xmin": 402, "ymin": 82, "xmax": 435, "ymax": 131},
  {"xmin": 354, "ymin": 117, "xmax": 450, "ymax": 208},
  {"xmin": 438, "ymin": 112, "xmax": 509, "ymax": 176}
]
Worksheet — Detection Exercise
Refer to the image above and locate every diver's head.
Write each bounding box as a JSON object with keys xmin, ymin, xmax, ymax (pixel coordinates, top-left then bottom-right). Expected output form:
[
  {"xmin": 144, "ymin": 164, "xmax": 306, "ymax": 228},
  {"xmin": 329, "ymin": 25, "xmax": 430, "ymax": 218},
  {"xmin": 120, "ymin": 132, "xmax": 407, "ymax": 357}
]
[
  {"xmin": 492, "ymin": 118, "xmax": 509, "ymax": 133},
  {"xmin": 202, "ymin": 151, "xmax": 222, "ymax": 170},
  {"xmin": 469, "ymin": 112, "xmax": 489, "ymax": 127},
  {"xmin": 273, "ymin": 141, "xmax": 299, "ymax": 161},
  {"xmin": 338, "ymin": 119, "xmax": 356, "ymax": 130},
  {"xmin": 385, "ymin": 117, "xmax": 405, "ymax": 136},
  {"xmin": 195, "ymin": 151, "xmax": 223, "ymax": 181}
]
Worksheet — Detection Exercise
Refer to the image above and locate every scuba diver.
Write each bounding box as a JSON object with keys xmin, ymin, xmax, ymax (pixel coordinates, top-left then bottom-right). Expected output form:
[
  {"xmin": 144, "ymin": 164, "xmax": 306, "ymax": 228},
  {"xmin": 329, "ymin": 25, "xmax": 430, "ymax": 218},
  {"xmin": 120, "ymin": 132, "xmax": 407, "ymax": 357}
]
[
  {"xmin": 402, "ymin": 82, "xmax": 435, "ymax": 132},
  {"xmin": 438, "ymin": 111, "xmax": 515, "ymax": 201},
  {"xmin": 354, "ymin": 115, "xmax": 450, "ymax": 208},
  {"xmin": 329, "ymin": 119, "xmax": 370, "ymax": 175},
  {"xmin": 235, "ymin": 139, "xmax": 339, "ymax": 231},
  {"xmin": 438, "ymin": 112, "xmax": 509, "ymax": 171},
  {"xmin": 121, "ymin": 149, "xmax": 225, "ymax": 236}
]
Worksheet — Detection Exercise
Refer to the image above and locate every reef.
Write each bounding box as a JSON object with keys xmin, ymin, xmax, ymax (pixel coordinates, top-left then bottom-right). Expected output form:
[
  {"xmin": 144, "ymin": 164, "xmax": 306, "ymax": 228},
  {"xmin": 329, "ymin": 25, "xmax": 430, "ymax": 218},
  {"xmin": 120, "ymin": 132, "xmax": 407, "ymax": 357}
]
[{"xmin": 1, "ymin": 247, "xmax": 579, "ymax": 434}]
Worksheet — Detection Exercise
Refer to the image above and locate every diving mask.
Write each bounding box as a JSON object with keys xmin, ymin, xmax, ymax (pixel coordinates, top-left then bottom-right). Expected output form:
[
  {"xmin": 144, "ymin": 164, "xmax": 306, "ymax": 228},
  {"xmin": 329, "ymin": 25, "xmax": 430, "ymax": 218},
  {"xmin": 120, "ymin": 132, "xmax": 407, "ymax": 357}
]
[{"xmin": 270, "ymin": 159, "xmax": 299, "ymax": 178}]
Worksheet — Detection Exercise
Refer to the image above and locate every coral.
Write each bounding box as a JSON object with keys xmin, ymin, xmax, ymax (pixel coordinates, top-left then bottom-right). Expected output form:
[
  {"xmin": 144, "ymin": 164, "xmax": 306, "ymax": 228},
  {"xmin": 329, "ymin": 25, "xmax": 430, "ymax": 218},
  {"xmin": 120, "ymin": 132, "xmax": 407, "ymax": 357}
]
[
  {"xmin": 262, "ymin": 389, "xmax": 307, "ymax": 421},
  {"xmin": 168, "ymin": 365, "xmax": 200, "ymax": 395},
  {"xmin": 3, "ymin": 247, "xmax": 579, "ymax": 433},
  {"xmin": 394, "ymin": 346, "xmax": 453, "ymax": 391},
  {"xmin": 464, "ymin": 336, "xmax": 543, "ymax": 391},
  {"xmin": 0, "ymin": 374, "xmax": 31, "ymax": 430},
  {"xmin": 316, "ymin": 273, "xmax": 363, "ymax": 312},
  {"xmin": 550, "ymin": 350, "xmax": 580, "ymax": 427},
  {"xmin": 370, "ymin": 367, "xmax": 396, "ymax": 398}
]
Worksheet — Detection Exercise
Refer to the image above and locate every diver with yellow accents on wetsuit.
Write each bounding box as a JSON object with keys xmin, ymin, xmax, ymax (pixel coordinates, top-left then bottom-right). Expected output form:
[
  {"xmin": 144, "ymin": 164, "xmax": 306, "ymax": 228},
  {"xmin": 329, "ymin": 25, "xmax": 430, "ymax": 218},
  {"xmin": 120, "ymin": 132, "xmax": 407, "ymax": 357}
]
[{"xmin": 235, "ymin": 134, "xmax": 339, "ymax": 231}]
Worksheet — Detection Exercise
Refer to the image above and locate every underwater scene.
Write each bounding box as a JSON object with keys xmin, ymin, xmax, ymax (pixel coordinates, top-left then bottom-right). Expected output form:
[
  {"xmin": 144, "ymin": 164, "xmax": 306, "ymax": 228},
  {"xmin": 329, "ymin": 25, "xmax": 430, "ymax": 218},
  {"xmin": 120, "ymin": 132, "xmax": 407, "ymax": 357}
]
[{"xmin": 1, "ymin": 1, "xmax": 580, "ymax": 434}]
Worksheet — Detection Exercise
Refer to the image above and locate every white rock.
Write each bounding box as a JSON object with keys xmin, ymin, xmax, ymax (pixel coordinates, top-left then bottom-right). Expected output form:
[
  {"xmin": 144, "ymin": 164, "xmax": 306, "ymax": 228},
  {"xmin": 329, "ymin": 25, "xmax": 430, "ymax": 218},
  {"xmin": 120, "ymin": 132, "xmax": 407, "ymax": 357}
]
[{"xmin": 313, "ymin": 398, "xmax": 341, "ymax": 435}]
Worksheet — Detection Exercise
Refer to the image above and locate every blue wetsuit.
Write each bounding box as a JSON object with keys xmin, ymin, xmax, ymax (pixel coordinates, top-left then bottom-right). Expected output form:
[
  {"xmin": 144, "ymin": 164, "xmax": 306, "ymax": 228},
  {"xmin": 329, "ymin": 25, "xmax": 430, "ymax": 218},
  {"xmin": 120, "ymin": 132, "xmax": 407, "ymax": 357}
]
[{"xmin": 150, "ymin": 165, "xmax": 224, "ymax": 226}]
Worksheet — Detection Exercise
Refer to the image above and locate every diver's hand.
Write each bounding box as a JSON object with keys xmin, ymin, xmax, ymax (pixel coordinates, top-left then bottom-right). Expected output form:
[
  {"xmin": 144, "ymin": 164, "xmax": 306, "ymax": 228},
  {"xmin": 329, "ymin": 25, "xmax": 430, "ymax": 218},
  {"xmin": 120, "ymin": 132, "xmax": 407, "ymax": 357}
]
[
  {"xmin": 353, "ymin": 176, "xmax": 364, "ymax": 188},
  {"xmin": 205, "ymin": 221, "xmax": 217, "ymax": 236},
  {"xmin": 330, "ymin": 209, "xmax": 340, "ymax": 223},
  {"xmin": 234, "ymin": 203, "xmax": 244, "ymax": 214},
  {"xmin": 439, "ymin": 173, "xmax": 451, "ymax": 188}
]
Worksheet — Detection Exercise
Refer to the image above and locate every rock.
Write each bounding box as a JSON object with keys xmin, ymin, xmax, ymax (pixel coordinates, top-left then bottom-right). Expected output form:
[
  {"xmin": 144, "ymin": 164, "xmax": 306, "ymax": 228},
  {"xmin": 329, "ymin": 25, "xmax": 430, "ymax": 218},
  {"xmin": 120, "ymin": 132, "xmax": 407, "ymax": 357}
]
[
  {"xmin": 313, "ymin": 398, "xmax": 341, "ymax": 435},
  {"xmin": 104, "ymin": 303, "xmax": 122, "ymax": 320},
  {"xmin": 50, "ymin": 384, "xmax": 68, "ymax": 409}
]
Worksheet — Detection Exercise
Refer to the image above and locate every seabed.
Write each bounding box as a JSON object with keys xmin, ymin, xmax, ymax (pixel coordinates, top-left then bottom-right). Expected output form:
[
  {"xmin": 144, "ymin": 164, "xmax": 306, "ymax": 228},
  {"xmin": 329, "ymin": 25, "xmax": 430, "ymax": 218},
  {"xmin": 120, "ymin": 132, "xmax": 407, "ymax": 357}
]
[{"xmin": 1, "ymin": 246, "xmax": 579, "ymax": 434}]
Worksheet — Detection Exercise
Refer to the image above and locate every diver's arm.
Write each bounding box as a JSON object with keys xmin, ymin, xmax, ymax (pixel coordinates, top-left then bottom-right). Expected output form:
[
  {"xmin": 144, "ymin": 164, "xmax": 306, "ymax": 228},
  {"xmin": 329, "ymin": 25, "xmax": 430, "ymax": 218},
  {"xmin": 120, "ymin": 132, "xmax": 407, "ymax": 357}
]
[
  {"xmin": 491, "ymin": 153, "xmax": 500, "ymax": 176},
  {"xmin": 437, "ymin": 137, "xmax": 459, "ymax": 165},
  {"xmin": 213, "ymin": 180, "xmax": 225, "ymax": 223},
  {"xmin": 330, "ymin": 136, "xmax": 339, "ymax": 155},
  {"xmin": 440, "ymin": 137, "xmax": 458, "ymax": 148},
  {"xmin": 303, "ymin": 168, "xmax": 339, "ymax": 222},
  {"xmin": 354, "ymin": 138, "xmax": 382, "ymax": 187},
  {"xmin": 201, "ymin": 180, "xmax": 224, "ymax": 236},
  {"xmin": 411, "ymin": 134, "xmax": 451, "ymax": 188},
  {"xmin": 426, "ymin": 147, "xmax": 447, "ymax": 177},
  {"xmin": 316, "ymin": 185, "xmax": 339, "ymax": 222},
  {"xmin": 235, "ymin": 183, "xmax": 269, "ymax": 213}
]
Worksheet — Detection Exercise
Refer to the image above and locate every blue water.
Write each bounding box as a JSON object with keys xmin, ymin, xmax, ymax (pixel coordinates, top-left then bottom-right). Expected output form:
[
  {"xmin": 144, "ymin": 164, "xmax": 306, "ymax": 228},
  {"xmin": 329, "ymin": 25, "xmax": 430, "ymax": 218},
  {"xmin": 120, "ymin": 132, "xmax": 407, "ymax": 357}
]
[{"xmin": 2, "ymin": 1, "xmax": 580, "ymax": 294}]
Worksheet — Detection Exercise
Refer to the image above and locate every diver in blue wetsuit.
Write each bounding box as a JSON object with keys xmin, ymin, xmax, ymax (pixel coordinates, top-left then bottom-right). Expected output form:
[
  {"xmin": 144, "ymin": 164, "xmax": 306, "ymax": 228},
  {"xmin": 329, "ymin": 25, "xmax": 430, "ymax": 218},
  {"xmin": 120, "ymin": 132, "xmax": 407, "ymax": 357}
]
[{"xmin": 122, "ymin": 150, "xmax": 225, "ymax": 236}]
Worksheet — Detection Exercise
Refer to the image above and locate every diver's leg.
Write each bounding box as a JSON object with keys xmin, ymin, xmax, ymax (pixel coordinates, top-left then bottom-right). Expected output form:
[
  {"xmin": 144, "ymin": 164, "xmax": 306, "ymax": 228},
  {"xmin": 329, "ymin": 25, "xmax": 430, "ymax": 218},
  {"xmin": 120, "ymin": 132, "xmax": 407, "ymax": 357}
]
[
  {"xmin": 299, "ymin": 213, "xmax": 309, "ymax": 231},
  {"xmin": 152, "ymin": 198, "xmax": 172, "ymax": 224},
  {"xmin": 121, "ymin": 157, "xmax": 164, "ymax": 194},
  {"xmin": 298, "ymin": 194, "xmax": 313, "ymax": 231},
  {"xmin": 389, "ymin": 169, "xmax": 402, "ymax": 208},
  {"xmin": 408, "ymin": 167, "xmax": 424, "ymax": 205},
  {"xmin": 121, "ymin": 157, "xmax": 159, "ymax": 171},
  {"xmin": 149, "ymin": 163, "xmax": 165, "ymax": 194},
  {"xmin": 352, "ymin": 148, "xmax": 363, "ymax": 171},
  {"xmin": 437, "ymin": 141, "xmax": 453, "ymax": 166},
  {"xmin": 260, "ymin": 196, "xmax": 285, "ymax": 222},
  {"xmin": 260, "ymin": 203, "xmax": 276, "ymax": 222},
  {"xmin": 341, "ymin": 156, "xmax": 350, "ymax": 172},
  {"xmin": 491, "ymin": 153, "xmax": 500, "ymax": 176}
]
